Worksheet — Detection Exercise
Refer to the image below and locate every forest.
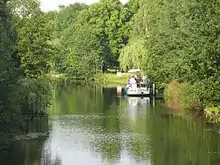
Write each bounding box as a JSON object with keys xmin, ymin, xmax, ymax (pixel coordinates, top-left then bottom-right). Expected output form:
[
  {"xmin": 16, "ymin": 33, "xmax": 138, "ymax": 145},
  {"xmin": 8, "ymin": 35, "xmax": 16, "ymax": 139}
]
[{"xmin": 0, "ymin": 0, "xmax": 220, "ymax": 134}]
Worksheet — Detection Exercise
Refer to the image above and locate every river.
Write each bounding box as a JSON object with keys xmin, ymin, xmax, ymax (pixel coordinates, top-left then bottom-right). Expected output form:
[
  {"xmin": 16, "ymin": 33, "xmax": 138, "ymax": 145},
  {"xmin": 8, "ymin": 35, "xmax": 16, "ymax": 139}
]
[{"xmin": 1, "ymin": 85, "xmax": 220, "ymax": 165}]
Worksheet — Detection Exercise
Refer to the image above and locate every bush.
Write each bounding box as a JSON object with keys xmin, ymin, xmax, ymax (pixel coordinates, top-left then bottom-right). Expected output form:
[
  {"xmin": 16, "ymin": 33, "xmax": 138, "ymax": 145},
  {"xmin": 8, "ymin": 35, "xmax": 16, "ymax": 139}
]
[
  {"xmin": 204, "ymin": 105, "xmax": 220, "ymax": 123},
  {"xmin": 165, "ymin": 81, "xmax": 202, "ymax": 111},
  {"xmin": 19, "ymin": 78, "xmax": 53, "ymax": 117}
]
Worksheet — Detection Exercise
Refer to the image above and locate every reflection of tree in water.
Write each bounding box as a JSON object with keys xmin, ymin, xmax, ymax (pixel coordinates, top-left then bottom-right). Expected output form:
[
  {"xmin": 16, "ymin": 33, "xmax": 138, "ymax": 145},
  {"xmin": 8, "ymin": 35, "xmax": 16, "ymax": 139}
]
[
  {"xmin": 148, "ymin": 113, "xmax": 220, "ymax": 165},
  {"xmin": 41, "ymin": 145, "xmax": 62, "ymax": 165},
  {"xmin": 125, "ymin": 103, "xmax": 152, "ymax": 162},
  {"xmin": 102, "ymin": 88, "xmax": 118, "ymax": 108},
  {"xmin": 102, "ymin": 103, "xmax": 121, "ymax": 132},
  {"xmin": 51, "ymin": 86, "xmax": 123, "ymax": 116},
  {"xmin": 0, "ymin": 139, "xmax": 46, "ymax": 165},
  {"xmin": 98, "ymin": 102, "xmax": 122, "ymax": 162},
  {"xmin": 129, "ymin": 135, "xmax": 152, "ymax": 161},
  {"xmin": 85, "ymin": 88, "xmax": 122, "ymax": 163},
  {"xmin": 26, "ymin": 116, "xmax": 49, "ymax": 134},
  {"xmin": 99, "ymin": 139, "xmax": 121, "ymax": 163},
  {"xmin": 124, "ymin": 102, "xmax": 220, "ymax": 165},
  {"xmin": 0, "ymin": 116, "xmax": 49, "ymax": 165},
  {"xmin": 118, "ymin": 98, "xmax": 220, "ymax": 165},
  {"xmin": 121, "ymin": 97, "xmax": 152, "ymax": 163},
  {"xmin": 50, "ymin": 85, "xmax": 105, "ymax": 115},
  {"xmin": 48, "ymin": 86, "xmax": 123, "ymax": 164}
]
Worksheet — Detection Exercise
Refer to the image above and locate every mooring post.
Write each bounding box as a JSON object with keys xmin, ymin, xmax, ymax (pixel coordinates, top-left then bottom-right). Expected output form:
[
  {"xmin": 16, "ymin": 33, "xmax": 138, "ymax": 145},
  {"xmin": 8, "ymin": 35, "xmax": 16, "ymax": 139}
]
[
  {"xmin": 153, "ymin": 96, "xmax": 155, "ymax": 107},
  {"xmin": 152, "ymin": 83, "xmax": 156, "ymax": 96}
]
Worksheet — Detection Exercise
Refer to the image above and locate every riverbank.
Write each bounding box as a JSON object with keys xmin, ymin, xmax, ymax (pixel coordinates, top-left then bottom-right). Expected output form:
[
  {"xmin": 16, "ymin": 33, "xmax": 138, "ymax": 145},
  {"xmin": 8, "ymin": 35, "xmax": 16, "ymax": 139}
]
[
  {"xmin": 48, "ymin": 72, "xmax": 128, "ymax": 86},
  {"xmin": 165, "ymin": 81, "xmax": 220, "ymax": 123}
]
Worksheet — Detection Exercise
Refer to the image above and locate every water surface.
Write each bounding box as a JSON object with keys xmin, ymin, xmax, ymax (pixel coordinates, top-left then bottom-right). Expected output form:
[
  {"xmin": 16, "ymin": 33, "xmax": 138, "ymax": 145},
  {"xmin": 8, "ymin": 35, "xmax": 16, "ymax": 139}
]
[{"xmin": 1, "ymin": 85, "xmax": 220, "ymax": 165}]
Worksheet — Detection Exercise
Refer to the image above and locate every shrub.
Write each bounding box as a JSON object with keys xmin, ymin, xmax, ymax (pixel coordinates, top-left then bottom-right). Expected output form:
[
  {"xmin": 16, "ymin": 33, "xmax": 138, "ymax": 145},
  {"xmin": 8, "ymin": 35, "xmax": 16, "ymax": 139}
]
[{"xmin": 165, "ymin": 81, "xmax": 202, "ymax": 111}]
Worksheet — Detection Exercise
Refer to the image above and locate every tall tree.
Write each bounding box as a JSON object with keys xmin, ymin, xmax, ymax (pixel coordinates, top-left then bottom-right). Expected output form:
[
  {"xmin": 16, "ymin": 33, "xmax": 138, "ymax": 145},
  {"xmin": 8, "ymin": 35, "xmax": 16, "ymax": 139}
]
[
  {"xmin": 52, "ymin": 3, "xmax": 88, "ymax": 72},
  {"xmin": 9, "ymin": 0, "xmax": 55, "ymax": 78},
  {"xmin": 0, "ymin": 0, "xmax": 23, "ymax": 132},
  {"xmin": 79, "ymin": 0, "xmax": 130, "ymax": 70},
  {"xmin": 65, "ymin": 24, "xmax": 103, "ymax": 79}
]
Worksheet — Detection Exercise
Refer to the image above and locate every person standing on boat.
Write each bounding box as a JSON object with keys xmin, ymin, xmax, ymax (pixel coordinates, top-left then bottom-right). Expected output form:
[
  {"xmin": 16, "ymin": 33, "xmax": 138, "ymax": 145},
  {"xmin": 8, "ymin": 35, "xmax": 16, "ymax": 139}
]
[
  {"xmin": 128, "ymin": 75, "xmax": 131, "ymax": 83},
  {"xmin": 127, "ymin": 75, "xmax": 131, "ymax": 88},
  {"xmin": 130, "ymin": 76, "xmax": 137, "ymax": 88},
  {"xmin": 142, "ymin": 76, "xmax": 148, "ymax": 87},
  {"xmin": 136, "ymin": 74, "xmax": 141, "ymax": 87}
]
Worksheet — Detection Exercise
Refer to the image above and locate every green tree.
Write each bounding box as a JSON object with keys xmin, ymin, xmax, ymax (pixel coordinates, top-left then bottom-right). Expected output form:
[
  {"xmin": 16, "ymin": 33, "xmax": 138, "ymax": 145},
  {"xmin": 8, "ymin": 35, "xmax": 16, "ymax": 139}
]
[
  {"xmin": 52, "ymin": 3, "xmax": 88, "ymax": 72},
  {"xmin": 0, "ymin": 0, "xmax": 23, "ymax": 133},
  {"xmin": 9, "ymin": 0, "xmax": 55, "ymax": 78},
  {"xmin": 79, "ymin": 0, "xmax": 130, "ymax": 70},
  {"xmin": 127, "ymin": 0, "xmax": 220, "ymax": 103},
  {"xmin": 119, "ymin": 37, "xmax": 146, "ymax": 70},
  {"xmin": 64, "ymin": 24, "xmax": 103, "ymax": 79}
]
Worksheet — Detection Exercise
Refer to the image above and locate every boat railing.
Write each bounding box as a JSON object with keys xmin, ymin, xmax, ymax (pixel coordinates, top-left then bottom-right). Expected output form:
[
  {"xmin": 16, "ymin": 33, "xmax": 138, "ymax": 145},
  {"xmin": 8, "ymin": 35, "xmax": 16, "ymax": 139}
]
[{"xmin": 127, "ymin": 82, "xmax": 149, "ymax": 88}]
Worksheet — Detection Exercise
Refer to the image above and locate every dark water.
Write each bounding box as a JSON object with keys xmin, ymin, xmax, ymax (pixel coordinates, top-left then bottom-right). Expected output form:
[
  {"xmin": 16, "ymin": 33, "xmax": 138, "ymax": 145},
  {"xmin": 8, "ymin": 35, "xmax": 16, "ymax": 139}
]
[{"xmin": 1, "ymin": 85, "xmax": 220, "ymax": 165}]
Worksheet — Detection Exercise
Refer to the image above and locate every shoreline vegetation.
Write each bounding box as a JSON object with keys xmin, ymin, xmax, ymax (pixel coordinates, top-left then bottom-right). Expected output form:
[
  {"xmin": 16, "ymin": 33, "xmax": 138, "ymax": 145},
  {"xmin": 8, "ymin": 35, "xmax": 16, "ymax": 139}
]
[
  {"xmin": 1, "ymin": 0, "xmax": 220, "ymax": 139},
  {"xmin": 165, "ymin": 81, "xmax": 220, "ymax": 123}
]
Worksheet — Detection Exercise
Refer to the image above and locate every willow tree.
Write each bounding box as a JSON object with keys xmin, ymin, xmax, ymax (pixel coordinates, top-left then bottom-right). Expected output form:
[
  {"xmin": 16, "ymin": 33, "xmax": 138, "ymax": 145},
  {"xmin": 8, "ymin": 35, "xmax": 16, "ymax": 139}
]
[
  {"xmin": 118, "ymin": 0, "xmax": 147, "ymax": 71},
  {"xmin": 119, "ymin": 37, "xmax": 146, "ymax": 70}
]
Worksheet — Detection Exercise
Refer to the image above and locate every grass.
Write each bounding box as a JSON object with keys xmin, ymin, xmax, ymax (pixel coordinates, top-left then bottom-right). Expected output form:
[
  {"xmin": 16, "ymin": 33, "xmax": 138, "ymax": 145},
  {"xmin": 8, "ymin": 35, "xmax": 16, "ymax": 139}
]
[
  {"xmin": 46, "ymin": 69, "xmax": 129, "ymax": 87},
  {"xmin": 95, "ymin": 72, "xmax": 129, "ymax": 86}
]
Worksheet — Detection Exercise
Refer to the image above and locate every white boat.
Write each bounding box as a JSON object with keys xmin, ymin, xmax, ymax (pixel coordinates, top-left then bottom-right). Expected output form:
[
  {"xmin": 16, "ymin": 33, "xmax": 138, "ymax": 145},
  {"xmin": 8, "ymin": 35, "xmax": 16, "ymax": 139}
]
[
  {"xmin": 126, "ymin": 83, "xmax": 151, "ymax": 96},
  {"xmin": 125, "ymin": 69, "xmax": 151, "ymax": 97}
]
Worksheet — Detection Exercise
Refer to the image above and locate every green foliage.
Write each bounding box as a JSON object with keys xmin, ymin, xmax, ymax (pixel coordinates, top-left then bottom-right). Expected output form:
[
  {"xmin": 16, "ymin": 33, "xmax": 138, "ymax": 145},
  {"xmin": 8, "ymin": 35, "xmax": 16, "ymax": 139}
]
[
  {"xmin": 164, "ymin": 81, "xmax": 202, "ymax": 111},
  {"xmin": 121, "ymin": 0, "xmax": 220, "ymax": 112},
  {"xmin": 0, "ymin": 0, "xmax": 52, "ymax": 134},
  {"xmin": 205, "ymin": 104, "xmax": 220, "ymax": 123},
  {"xmin": 119, "ymin": 37, "xmax": 146, "ymax": 70},
  {"xmin": 77, "ymin": 0, "xmax": 131, "ymax": 69},
  {"xmin": 54, "ymin": 3, "xmax": 88, "ymax": 38},
  {"xmin": 179, "ymin": 83, "xmax": 203, "ymax": 111},
  {"xmin": 2, "ymin": 0, "xmax": 220, "ymax": 136},
  {"xmin": 50, "ymin": 3, "xmax": 103, "ymax": 78},
  {"xmin": 137, "ymin": 0, "xmax": 220, "ymax": 85},
  {"xmin": 64, "ymin": 24, "xmax": 103, "ymax": 80},
  {"xmin": 19, "ymin": 78, "xmax": 52, "ymax": 116},
  {"xmin": 9, "ymin": 0, "xmax": 55, "ymax": 78},
  {"xmin": 96, "ymin": 73, "xmax": 128, "ymax": 86},
  {"xmin": 0, "ymin": 0, "xmax": 23, "ymax": 133},
  {"xmin": 50, "ymin": 1, "xmax": 132, "ymax": 78}
]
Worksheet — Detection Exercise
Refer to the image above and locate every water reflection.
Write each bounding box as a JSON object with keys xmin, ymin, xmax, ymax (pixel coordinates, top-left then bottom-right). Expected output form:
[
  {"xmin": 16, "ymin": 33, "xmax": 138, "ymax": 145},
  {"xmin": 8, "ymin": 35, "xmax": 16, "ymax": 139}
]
[
  {"xmin": 2, "ymin": 85, "xmax": 220, "ymax": 165},
  {"xmin": 0, "ymin": 117, "xmax": 49, "ymax": 165},
  {"xmin": 43, "ymin": 115, "xmax": 150, "ymax": 165},
  {"xmin": 125, "ymin": 97, "xmax": 151, "ymax": 123},
  {"xmin": 43, "ymin": 86, "xmax": 154, "ymax": 165}
]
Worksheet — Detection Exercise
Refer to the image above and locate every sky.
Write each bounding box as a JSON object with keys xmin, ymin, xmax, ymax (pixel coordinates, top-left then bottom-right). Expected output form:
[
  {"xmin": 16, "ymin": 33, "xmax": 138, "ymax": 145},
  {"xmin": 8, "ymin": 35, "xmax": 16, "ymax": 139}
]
[{"xmin": 40, "ymin": 0, "xmax": 128, "ymax": 11}]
